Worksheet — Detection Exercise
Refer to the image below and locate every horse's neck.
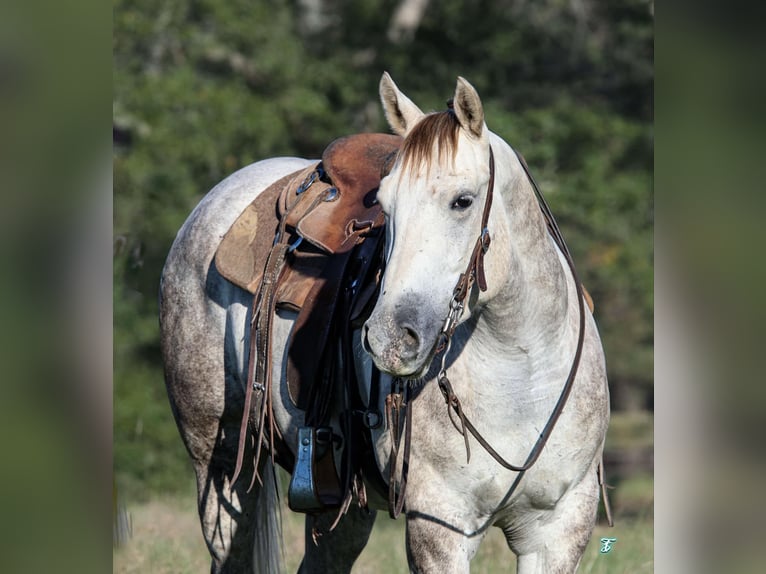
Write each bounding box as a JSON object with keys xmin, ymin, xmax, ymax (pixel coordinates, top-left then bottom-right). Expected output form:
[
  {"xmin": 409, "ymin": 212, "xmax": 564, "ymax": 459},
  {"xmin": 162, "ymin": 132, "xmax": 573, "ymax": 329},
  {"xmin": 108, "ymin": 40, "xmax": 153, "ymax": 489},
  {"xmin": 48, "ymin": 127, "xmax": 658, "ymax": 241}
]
[{"xmin": 468, "ymin": 141, "xmax": 574, "ymax": 375}]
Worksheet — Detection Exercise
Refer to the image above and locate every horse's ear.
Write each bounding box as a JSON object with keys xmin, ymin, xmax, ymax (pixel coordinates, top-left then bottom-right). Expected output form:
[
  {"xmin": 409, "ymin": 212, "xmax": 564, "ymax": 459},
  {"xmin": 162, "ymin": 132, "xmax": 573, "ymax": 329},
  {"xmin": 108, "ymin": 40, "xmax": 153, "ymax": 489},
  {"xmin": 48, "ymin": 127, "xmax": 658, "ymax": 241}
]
[
  {"xmin": 379, "ymin": 72, "xmax": 424, "ymax": 137},
  {"xmin": 452, "ymin": 77, "xmax": 485, "ymax": 139}
]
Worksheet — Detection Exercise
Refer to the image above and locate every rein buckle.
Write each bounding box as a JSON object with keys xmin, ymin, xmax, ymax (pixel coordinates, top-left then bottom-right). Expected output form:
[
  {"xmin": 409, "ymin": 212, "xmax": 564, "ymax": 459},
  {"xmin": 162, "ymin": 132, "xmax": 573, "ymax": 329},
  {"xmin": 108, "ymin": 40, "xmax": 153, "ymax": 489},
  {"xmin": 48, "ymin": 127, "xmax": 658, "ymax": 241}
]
[{"xmin": 480, "ymin": 227, "xmax": 491, "ymax": 253}]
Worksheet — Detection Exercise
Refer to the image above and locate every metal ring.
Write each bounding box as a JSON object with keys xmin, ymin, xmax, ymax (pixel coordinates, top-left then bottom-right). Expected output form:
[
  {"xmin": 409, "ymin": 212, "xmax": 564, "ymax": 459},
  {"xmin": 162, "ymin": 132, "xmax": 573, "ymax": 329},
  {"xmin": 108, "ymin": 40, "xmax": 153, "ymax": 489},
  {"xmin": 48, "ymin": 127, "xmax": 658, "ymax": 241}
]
[
  {"xmin": 287, "ymin": 236, "xmax": 303, "ymax": 253},
  {"xmin": 296, "ymin": 171, "xmax": 317, "ymax": 195},
  {"xmin": 362, "ymin": 410, "xmax": 382, "ymax": 429},
  {"xmin": 480, "ymin": 227, "xmax": 491, "ymax": 252}
]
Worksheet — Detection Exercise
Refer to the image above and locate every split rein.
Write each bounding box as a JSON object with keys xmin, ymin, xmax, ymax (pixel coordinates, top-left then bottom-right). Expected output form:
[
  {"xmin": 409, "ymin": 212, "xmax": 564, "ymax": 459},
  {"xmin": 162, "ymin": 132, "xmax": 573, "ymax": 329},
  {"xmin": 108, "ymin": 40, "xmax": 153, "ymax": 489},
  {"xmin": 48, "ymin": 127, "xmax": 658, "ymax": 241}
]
[{"xmin": 386, "ymin": 145, "xmax": 588, "ymax": 519}]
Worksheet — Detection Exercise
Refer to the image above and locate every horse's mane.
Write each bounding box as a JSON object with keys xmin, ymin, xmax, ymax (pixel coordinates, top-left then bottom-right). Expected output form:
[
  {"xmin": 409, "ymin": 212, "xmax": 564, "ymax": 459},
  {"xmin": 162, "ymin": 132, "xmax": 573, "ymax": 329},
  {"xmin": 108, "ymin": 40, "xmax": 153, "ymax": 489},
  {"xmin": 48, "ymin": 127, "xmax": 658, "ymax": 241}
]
[{"xmin": 398, "ymin": 110, "xmax": 460, "ymax": 175}]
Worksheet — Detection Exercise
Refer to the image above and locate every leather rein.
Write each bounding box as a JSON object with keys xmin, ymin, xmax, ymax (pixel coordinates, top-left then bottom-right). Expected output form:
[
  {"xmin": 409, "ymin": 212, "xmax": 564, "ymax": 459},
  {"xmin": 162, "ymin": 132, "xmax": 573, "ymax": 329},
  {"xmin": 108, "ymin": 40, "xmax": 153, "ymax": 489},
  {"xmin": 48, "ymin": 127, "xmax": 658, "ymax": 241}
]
[{"xmin": 386, "ymin": 144, "xmax": 598, "ymax": 520}]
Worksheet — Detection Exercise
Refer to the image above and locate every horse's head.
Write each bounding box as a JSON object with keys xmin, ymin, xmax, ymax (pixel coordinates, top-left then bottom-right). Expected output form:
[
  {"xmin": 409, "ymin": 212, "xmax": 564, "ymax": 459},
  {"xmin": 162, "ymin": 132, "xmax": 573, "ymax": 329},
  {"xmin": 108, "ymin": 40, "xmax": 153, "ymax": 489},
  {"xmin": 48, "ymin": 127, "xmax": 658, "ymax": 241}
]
[{"xmin": 363, "ymin": 73, "xmax": 501, "ymax": 379}]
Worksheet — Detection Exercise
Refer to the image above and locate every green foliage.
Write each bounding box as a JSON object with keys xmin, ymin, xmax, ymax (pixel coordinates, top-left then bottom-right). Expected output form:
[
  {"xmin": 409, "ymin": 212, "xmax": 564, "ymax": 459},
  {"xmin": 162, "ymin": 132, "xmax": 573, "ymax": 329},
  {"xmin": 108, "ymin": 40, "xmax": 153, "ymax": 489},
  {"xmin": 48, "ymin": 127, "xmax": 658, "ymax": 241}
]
[{"xmin": 115, "ymin": 0, "xmax": 653, "ymax": 496}]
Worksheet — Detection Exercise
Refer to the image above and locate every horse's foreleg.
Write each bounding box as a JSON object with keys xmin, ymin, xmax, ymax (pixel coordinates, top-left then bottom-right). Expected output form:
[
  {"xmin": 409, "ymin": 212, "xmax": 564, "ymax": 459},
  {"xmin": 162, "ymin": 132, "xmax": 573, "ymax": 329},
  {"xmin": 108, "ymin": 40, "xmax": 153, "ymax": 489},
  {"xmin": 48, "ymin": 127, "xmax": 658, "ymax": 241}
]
[
  {"xmin": 510, "ymin": 467, "xmax": 600, "ymax": 574},
  {"xmin": 405, "ymin": 514, "xmax": 484, "ymax": 573},
  {"xmin": 298, "ymin": 507, "xmax": 377, "ymax": 574}
]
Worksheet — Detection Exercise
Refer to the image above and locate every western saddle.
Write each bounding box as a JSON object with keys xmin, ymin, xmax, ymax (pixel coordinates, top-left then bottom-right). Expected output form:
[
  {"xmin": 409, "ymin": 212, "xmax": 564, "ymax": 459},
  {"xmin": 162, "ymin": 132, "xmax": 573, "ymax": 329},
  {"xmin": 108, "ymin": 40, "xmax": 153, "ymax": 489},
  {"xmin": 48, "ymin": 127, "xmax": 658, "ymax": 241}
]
[{"xmin": 216, "ymin": 133, "xmax": 401, "ymax": 517}]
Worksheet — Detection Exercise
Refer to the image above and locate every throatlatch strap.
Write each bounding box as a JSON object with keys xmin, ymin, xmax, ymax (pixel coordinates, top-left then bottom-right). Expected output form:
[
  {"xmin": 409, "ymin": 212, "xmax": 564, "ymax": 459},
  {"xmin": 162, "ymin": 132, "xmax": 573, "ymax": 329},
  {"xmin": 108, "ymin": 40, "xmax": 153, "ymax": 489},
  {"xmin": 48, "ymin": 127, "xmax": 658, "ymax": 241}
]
[{"xmin": 598, "ymin": 457, "xmax": 614, "ymax": 527}]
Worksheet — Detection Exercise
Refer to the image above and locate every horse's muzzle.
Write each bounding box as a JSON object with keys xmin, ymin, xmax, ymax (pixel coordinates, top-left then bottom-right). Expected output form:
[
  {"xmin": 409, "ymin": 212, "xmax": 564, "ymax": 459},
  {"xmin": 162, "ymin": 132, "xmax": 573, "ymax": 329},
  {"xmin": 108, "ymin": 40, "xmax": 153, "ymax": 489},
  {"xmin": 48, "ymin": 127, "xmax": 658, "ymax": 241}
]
[{"xmin": 362, "ymin": 306, "xmax": 437, "ymax": 378}]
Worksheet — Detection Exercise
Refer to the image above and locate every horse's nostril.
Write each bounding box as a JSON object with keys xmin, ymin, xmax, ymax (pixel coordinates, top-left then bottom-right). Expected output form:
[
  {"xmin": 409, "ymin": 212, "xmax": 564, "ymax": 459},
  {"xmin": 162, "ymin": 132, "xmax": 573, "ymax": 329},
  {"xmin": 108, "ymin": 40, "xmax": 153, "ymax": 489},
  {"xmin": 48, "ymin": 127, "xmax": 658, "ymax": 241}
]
[{"xmin": 401, "ymin": 325, "xmax": 420, "ymax": 357}]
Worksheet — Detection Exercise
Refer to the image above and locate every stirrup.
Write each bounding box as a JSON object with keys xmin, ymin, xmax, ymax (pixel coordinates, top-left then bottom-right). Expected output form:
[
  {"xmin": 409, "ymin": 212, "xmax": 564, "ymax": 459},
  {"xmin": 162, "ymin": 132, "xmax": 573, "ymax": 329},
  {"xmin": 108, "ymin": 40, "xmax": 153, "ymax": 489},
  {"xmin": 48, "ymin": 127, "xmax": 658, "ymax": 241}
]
[{"xmin": 288, "ymin": 426, "xmax": 342, "ymax": 512}]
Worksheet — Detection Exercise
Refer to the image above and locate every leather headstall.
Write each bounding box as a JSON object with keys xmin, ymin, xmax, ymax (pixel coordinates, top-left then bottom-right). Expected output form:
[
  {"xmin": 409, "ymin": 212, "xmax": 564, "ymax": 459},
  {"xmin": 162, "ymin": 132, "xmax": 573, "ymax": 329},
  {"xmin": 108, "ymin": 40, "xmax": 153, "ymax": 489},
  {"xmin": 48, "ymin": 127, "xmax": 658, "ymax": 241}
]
[{"xmin": 447, "ymin": 146, "xmax": 495, "ymax": 330}]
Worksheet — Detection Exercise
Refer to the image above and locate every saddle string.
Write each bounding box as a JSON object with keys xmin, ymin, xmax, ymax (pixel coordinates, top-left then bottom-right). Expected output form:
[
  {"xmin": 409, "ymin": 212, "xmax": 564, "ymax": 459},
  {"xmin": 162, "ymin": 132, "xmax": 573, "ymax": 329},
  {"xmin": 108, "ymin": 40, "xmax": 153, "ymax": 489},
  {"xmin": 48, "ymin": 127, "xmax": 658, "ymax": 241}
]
[{"xmin": 232, "ymin": 240, "xmax": 289, "ymax": 491}]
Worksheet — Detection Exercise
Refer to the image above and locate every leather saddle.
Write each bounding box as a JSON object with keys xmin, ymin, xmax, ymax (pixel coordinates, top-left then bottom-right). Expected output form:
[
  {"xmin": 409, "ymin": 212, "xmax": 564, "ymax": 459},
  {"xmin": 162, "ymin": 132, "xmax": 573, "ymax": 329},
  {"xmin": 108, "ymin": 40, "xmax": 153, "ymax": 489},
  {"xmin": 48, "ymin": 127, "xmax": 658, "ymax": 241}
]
[{"xmin": 215, "ymin": 133, "xmax": 401, "ymax": 513}]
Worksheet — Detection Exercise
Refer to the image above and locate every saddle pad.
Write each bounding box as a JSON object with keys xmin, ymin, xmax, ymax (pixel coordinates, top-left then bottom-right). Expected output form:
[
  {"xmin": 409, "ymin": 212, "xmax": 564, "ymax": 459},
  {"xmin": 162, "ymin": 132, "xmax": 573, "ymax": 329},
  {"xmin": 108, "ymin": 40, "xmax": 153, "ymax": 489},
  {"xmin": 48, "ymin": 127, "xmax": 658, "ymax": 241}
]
[{"xmin": 214, "ymin": 165, "xmax": 316, "ymax": 294}]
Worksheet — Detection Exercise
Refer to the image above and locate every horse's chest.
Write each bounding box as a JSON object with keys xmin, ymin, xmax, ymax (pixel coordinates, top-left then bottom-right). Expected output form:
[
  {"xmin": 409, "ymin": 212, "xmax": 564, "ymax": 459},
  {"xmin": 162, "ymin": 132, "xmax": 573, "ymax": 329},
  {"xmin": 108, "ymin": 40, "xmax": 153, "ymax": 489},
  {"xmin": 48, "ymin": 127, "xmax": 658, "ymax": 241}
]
[
  {"xmin": 517, "ymin": 467, "xmax": 573, "ymax": 510},
  {"xmin": 478, "ymin": 461, "xmax": 573, "ymax": 511}
]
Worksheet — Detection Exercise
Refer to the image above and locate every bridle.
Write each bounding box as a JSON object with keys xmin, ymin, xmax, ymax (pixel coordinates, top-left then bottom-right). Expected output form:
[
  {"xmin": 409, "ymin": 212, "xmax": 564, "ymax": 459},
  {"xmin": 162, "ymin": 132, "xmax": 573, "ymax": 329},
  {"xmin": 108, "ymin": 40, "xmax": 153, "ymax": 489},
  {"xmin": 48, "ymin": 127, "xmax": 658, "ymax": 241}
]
[
  {"xmin": 436, "ymin": 145, "xmax": 586, "ymax": 469},
  {"xmin": 386, "ymin": 142, "xmax": 595, "ymax": 520}
]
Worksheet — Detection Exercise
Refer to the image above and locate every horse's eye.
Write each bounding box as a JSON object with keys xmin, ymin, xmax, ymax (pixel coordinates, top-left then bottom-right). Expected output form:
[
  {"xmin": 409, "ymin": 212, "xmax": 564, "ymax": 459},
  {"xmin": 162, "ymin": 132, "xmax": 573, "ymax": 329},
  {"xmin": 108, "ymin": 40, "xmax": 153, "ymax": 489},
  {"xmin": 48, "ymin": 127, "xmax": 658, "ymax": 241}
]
[{"xmin": 451, "ymin": 195, "xmax": 473, "ymax": 210}]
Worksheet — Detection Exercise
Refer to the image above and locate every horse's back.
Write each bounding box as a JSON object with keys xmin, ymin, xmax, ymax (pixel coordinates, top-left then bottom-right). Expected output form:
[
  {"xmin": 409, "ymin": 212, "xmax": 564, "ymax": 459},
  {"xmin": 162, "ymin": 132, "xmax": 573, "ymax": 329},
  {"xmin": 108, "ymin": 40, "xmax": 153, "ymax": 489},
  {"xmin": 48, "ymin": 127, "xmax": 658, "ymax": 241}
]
[{"xmin": 163, "ymin": 157, "xmax": 312, "ymax": 275}]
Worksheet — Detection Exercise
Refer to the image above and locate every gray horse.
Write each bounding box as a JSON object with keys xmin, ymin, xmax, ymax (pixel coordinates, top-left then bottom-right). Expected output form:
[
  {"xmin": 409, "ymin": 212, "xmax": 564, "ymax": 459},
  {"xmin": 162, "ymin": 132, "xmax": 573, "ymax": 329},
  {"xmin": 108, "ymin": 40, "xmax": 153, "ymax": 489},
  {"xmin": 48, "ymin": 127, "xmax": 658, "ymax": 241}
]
[{"xmin": 161, "ymin": 73, "xmax": 610, "ymax": 573}]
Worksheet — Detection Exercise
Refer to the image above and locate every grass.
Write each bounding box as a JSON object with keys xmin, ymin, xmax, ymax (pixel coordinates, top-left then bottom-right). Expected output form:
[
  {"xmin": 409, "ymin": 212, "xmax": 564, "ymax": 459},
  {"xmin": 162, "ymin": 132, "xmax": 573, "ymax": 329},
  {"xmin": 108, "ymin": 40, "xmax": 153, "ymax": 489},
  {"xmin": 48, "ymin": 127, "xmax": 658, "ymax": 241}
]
[
  {"xmin": 579, "ymin": 518, "xmax": 653, "ymax": 574},
  {"xmin": 113, "ymin": 497, "xmax": 211, "ymax": 574},
  {"xmin": 114, "ymin": 485, "xmax": 652, "ymax": 573}
]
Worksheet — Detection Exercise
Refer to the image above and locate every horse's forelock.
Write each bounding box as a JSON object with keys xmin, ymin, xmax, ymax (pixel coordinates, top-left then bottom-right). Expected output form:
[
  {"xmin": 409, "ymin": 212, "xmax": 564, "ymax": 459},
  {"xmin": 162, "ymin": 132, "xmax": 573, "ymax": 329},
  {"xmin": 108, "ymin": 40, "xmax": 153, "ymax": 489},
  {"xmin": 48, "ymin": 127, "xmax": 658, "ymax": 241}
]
[{"xmin": 398, "ymin": 111, "xmax": 460, "ymax": 177}]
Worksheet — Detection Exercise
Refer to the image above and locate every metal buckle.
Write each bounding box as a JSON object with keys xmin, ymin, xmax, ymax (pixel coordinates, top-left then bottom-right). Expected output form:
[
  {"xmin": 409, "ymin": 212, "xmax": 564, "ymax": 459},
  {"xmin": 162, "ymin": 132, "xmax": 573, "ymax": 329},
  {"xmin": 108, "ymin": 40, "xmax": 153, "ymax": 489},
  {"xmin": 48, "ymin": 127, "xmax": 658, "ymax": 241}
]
[
  {"xmin": 441, "ymin": 297, "xmax": 464, "ymax": 338},
  {"xmin": 296, "ymin": 165, "xmax": 328, "ymax": 195},
  {"xmin": 480, "ymin": 227, "xmax": 491, "ymax": 253},
  {"xmin": 362, "ymin": 410, "xmax": 382, "ymax": 429},
  {"xmin": 315, "ymin": 426, "xmax": 333, "ymax": 445}
]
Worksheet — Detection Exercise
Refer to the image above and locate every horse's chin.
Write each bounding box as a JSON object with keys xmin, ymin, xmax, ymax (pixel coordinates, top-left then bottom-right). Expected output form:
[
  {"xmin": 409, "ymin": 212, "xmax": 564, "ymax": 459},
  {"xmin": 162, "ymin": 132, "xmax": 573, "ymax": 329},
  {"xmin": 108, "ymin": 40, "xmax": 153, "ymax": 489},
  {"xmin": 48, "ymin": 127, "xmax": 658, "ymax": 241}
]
[{"xmin": 370, "ymin": 346, "xmax": 438, "ymax": 383}]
